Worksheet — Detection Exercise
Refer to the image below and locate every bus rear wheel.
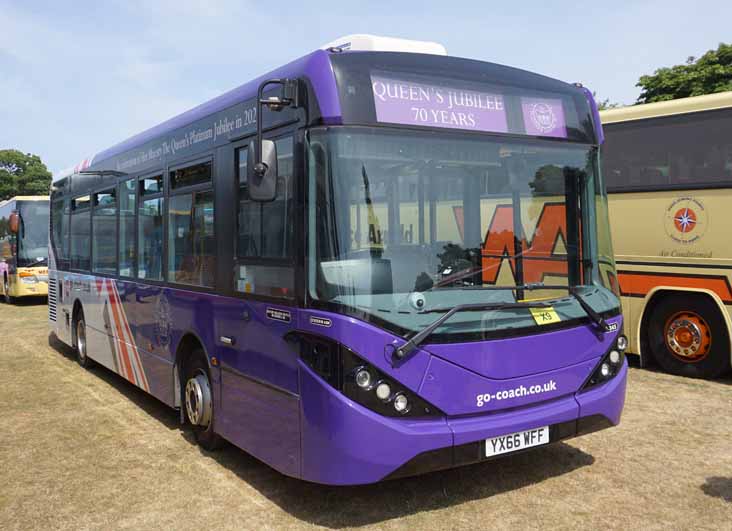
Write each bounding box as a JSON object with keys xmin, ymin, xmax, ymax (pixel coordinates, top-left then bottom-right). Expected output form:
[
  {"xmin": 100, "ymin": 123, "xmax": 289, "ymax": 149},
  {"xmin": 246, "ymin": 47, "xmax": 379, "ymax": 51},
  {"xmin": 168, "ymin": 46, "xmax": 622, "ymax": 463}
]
[
  {"xmin": 184, "ymin": 352, "xmax": 222, "ymax": 451},
  {"xmin": 647, "ymin": 294, "xmax": 730, "ymax": 379},
  {"xmin": 73, "ymin": 309, "xmax": 93, "ymax": 369}
]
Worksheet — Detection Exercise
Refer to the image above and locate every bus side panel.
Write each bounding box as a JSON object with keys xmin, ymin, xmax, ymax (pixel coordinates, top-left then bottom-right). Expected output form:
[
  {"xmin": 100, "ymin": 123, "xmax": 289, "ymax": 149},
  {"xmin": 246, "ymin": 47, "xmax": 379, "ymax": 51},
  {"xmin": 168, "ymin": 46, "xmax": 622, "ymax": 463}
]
[
  {"xmin": 609, "ymin": 188, "xmax": 732, "ymax": 357},
  {"xmin": 129, "ymin": 284, "xmax": 179, "ymax": 407},
  {"xmin": 214, "ymin": 298, "xmax": 302, "ymax": 479}
]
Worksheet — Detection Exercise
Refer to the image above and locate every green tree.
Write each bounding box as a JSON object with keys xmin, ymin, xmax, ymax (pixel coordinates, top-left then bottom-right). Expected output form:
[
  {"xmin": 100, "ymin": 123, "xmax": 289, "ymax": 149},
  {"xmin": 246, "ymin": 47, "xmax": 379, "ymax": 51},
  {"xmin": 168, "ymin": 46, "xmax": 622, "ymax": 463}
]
[
  {"xmin": 591, "ymin": 92, "xmax": 621, "ymax": 111},
  {"xmin": 0, "ymin": 150, "xmax": 52, "ymax": 201},
  {"xmin": 636, "ymin": 43, "xmax": 732, "ymax": 104}
]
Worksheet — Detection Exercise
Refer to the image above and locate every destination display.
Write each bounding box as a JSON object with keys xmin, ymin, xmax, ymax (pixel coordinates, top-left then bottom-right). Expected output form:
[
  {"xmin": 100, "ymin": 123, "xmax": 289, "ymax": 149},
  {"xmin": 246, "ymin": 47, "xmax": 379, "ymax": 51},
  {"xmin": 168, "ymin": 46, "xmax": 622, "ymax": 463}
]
[
  {"xmin": 370, "ymin": 73, "xmax": 569, "ymax": 139},
  {"xmin": 371, "ymin": 74, "xmax": 508, "ymax": 133}
]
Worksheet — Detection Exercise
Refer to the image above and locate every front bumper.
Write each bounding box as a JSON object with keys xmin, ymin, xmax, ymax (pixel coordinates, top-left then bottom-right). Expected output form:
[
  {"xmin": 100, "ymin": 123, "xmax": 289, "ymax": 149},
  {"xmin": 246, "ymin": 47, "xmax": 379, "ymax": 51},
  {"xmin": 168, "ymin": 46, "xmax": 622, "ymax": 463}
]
[
  {"xmin": 10, "ymin": 280, "xmax": 48, "ymax": 297},
  {"xmin": 299, "ymin": 359, "xmax": 627, "ymax": 485}
]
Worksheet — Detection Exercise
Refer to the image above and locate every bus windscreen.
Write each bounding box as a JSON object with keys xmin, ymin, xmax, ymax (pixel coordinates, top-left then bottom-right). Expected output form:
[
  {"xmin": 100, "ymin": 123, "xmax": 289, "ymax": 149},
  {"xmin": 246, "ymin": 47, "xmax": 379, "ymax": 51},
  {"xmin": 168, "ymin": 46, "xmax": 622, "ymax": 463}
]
[{"xmin": 18, "ymin": 201, "xmax": 49, "ymax": 266}]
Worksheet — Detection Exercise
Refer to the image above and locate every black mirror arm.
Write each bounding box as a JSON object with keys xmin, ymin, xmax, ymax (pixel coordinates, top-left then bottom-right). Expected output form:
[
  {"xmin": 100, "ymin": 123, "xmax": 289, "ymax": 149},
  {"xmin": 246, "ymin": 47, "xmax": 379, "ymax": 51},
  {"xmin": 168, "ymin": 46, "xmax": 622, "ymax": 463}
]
[{"xmin": 254, "ymin": 78, "xmax": 299, "ymax": 177}]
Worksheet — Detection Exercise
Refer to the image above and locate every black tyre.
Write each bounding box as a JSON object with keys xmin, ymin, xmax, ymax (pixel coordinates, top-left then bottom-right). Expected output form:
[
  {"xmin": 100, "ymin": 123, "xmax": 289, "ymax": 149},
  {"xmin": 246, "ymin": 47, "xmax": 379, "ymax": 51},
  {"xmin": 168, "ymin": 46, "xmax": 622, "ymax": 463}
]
[
  {"xmin": 3, "ymin": 275, "xmax": 14, "ymax": 304},
  {"xmin": 73, "ymin": 308, "xmax": 93, "ymax": 369},
  {"xmin": 647, "ymin": 294, "xmax": 730, "ymax": 379},
  {"xmin": 184, "ymin": 351, "xmax": 223, "ymax": 450}
]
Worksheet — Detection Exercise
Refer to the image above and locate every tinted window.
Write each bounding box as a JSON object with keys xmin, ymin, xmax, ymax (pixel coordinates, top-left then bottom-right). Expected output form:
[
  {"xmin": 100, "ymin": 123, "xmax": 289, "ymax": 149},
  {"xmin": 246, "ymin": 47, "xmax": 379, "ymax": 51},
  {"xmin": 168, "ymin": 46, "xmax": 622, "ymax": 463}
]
[
  {"xmin": 602, "ymin": 108, "xmax": 732, "ymax": 191},
  {"xmin": 119, "ymin": 180, "xmax": 136, "ymax": 277},
  {"xmin": 140, "ymin": 175, "xmax": 163, "ymax": 195},
  {"xmin": 170, "ymin": 161, "xmax": 212, "ymax": 189},
  {"xmin": 92, "ymin": 189, "xmax": 117, "ymax": 274},
  {"xmin": 237, "ymin": 137, "xmax": 293, "ymax": 258},
  {"xmin": 70, "ymin": 208, "xmax": 90, "ymax": 270},
  {"xmin": 73, "ymin": 195, "xmax": 91, "ymax": 210},
  {"xmin": 168, "ymin": 191, "xmax": 215, "ymax": 287},
  {"xmin": 51, "ymin": 199, "xmax": 67, "ymax": 264},
  {"xmin": 138, "ymin": 197, "xmax": 163, "ymax": 280}
]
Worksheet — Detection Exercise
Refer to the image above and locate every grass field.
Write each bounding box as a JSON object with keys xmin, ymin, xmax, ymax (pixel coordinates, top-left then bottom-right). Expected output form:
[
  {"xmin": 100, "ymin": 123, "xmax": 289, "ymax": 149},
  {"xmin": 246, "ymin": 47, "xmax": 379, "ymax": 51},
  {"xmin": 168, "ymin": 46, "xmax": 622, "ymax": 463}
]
[{"xmin": 1, "ymin": 301, "xmax": 731, "ymax": 530}]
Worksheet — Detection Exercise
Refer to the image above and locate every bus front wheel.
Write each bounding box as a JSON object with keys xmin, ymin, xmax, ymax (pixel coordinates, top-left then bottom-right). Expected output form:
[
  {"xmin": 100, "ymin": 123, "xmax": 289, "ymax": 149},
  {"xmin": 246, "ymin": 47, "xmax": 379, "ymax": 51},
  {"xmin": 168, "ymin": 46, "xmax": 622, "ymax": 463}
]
[
  {"xmin": 647, "ymin": 294, "xmax": 730, "ymax": 379},
  {"xmin": 184, "ymin": 352, "xmax": 222, "ymax": 451}
]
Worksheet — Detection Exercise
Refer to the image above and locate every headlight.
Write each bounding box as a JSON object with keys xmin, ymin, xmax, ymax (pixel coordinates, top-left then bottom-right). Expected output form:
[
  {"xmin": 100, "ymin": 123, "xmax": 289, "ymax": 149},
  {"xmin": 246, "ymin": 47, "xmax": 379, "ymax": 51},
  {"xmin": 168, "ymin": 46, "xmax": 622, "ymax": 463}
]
[
  {"xmin": 582, "ymin": 336, "xmax": 626, "ymax": 391},
  {"xmin": 20, "ymin": 275, "xmax": 38, "ymax": 284},
  {"xmin": 296, "ymin": 333, "xmax": 443, "ymax": 418},
  {"xmin": 616, "ymin": 335, "xmax": 628, "ymax": 351}
]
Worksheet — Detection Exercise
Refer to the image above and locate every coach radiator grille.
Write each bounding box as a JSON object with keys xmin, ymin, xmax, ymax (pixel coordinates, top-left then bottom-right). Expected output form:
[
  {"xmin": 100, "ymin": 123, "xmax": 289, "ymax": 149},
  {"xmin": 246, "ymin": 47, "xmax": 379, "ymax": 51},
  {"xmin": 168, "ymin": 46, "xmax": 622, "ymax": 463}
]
[{"xmin": 48, "ymin": 280, "xmax": 57, "ymax": 322}]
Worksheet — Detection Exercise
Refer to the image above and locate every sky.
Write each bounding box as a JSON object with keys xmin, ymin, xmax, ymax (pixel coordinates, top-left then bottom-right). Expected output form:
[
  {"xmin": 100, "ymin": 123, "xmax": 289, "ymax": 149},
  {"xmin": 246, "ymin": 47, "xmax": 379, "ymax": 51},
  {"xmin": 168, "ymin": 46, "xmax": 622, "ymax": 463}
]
[{"xmin": 1, "ymin": 0, "xmax": 731, "ymax": 174}]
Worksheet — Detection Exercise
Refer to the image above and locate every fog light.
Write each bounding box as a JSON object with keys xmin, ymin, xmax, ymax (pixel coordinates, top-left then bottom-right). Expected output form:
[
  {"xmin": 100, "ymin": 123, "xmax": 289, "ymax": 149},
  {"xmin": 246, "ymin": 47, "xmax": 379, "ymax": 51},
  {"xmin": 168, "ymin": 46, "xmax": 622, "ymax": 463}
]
[
  {"xmin": 609, "ymin": 350, "xmax": 621, "ymax": 364},
  {"xmin": 617, "ymin": 335, "xmax": 628, "ymax": 351},
  {"xmin": 376, "ymin": 382, "xmax": 391, "ymax": 401},
  {"xmin": 393, "ymin": 393, "xmax": 409, "ymax": 413},
  {"xmin": 355, "ymin": 368, "xmax": 372, "ymax": 389},
  {"xmin": 600, "ymin": 363, "xmax": 611, "ymax": 378}
]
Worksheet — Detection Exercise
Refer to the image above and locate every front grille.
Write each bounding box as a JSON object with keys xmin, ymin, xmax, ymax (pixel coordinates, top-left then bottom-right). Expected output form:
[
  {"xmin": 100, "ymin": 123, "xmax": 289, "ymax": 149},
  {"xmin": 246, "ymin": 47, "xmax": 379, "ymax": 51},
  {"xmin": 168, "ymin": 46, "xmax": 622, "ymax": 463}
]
[{"xmin": 48, "ymin": 280, "xmax": 57, "ymax": 322}]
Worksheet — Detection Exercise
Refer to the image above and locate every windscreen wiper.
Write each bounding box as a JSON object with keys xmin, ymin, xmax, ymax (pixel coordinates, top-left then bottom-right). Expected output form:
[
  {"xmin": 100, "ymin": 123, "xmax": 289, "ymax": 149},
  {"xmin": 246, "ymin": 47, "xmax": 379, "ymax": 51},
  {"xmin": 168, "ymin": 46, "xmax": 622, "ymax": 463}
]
[
  {"xmin": 394, "ymin": 300, "xmax": 553, "ymax": 361},
  {"xmin": 568, "ymin": 286, "xmax": 610, "ymax": 332},
  {"xmin": 394, "ymin": 283, "xmax": 611, "ymax": 362},
  {"xmin": 475, "ymin": 282, "xmax": 610, "ymax": 332}
]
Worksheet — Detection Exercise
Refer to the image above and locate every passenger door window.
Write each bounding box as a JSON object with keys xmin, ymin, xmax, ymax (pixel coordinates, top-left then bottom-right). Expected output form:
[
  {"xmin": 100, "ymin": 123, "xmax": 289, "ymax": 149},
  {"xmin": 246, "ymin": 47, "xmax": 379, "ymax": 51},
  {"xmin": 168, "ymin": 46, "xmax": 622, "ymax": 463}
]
[{"xmin": 234, "ymin": 136, "xmax": 294, "ymax": 297}]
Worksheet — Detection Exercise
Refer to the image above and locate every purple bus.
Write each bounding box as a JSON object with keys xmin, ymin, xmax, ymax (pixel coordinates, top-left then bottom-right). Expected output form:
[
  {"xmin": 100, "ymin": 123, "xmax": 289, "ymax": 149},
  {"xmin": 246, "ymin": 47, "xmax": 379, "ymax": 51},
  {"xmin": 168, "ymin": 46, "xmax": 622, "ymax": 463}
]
[{"xmin": 49, "ymin": 36, "xmax": 627, "ymax": 485}]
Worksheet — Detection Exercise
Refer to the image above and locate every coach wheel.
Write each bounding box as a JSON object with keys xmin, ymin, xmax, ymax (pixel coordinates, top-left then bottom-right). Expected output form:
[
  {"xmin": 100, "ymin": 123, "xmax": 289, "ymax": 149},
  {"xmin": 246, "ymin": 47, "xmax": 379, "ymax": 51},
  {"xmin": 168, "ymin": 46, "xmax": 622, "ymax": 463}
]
[
  {"xmin": 74, "ymin": 309, "xmax": 92, "ymax": 369},
  {"xmin": 184, "ymin": 351, "xmax": 222, "ymax": 450},
  {"xmin": 3, "ymin": 276, "xmax": 13, "ymax": 304},
  {"xmin": 647, "ymin": 294, "xmax": 730, "ymax": 379}
]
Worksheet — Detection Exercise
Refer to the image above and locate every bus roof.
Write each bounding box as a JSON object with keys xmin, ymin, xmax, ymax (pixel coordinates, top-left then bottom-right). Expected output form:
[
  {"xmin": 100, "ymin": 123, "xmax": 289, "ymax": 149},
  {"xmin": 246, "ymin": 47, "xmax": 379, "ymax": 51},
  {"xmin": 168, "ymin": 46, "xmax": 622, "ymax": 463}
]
[
  {"xmin": 55, "ymin": 40, "xmax": 599, "ymax": 183},
  {"xmin": 600, "ymin": 90, "xmax": 732, "ymax": 124},
  {"xmin": 0, "ymin": 196, "xmax": 49, "ymax": 208}
]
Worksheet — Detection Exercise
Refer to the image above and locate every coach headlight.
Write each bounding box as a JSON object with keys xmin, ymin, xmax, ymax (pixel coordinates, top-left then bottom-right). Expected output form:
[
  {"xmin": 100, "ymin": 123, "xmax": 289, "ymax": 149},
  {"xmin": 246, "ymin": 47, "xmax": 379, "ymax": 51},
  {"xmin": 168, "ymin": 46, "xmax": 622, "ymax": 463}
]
[{"xmin": 19, "ymin": 272, "xmax": 38, "ymax": 284}]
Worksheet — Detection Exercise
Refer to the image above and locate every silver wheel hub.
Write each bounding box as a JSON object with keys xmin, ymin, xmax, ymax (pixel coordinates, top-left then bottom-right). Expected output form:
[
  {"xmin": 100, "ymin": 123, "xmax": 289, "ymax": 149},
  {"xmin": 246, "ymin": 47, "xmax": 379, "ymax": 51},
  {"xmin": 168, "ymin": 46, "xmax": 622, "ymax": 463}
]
[
  {"xmin": 666, "ymin": 318, "xmax": 702, "ymax": 357},
  {"xmin": 76, "ymin": 320, "xmax": 87, "ymax": 360},
  {"xmin": 185, "ymin": 372, "xmax": 212, "ymax": 427}
]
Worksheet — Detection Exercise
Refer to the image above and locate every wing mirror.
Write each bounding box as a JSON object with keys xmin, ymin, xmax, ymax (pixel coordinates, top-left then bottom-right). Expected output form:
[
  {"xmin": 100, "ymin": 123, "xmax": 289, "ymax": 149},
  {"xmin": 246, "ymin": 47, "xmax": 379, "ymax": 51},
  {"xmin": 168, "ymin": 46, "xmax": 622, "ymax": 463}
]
[
  {"xmin": 247, "ymin": 140, "xmax": 278, "ymax": 202},
  {"xmin": 8, "ymin": 212, "xmax": 19, "ymax": 234},
  {"xmin": 248, "ymin": 78, "xmax": 299, "ymax": 203}
]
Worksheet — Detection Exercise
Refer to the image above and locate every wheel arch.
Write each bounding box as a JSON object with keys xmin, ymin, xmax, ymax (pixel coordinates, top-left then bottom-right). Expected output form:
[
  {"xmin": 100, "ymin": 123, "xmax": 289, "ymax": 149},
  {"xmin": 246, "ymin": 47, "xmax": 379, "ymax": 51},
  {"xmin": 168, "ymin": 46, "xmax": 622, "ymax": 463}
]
[
  {"xmin": 637, "ymin": 286, "xmax": 732, "ymax": 365},
  {"xmin": 70, "ymin": 298, "xmax": 84, "ymax": 340},
  {"xmin": 173, "ymin": 331, "xmax": 213, "ymax": 412}
]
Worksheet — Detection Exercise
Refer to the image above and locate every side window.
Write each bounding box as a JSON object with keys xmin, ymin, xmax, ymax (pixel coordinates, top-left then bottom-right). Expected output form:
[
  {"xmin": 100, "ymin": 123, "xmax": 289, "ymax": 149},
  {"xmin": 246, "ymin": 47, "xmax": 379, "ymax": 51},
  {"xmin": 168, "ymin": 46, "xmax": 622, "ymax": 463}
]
[
  {"xmin": 137, "ymin": 175, "xmax": 164, "ymax": 280},
  {"xmin": 167, "ymin": 161, "xmax": 215, "ymax": 287},
  {"xmin": 51, "ymin": 198, "xmax": 68, "ymax": 267},
  {"xmin": 118, "ymin": 179, "xmax": 136, "ymax": 277},
  {"xmin": 602, "ymin": 109, "xmax": 732, "ymax": 191},
  {"xmin": 235, "ymin": 136, "xmax": 294, "ymax": 297},
  {"xmin": 70, "ymin": 196, "xmax": 91, "ymax": 270},
  {"xmin": 92, "ymin": 189, "xmax": 117, "ymax": 274}
]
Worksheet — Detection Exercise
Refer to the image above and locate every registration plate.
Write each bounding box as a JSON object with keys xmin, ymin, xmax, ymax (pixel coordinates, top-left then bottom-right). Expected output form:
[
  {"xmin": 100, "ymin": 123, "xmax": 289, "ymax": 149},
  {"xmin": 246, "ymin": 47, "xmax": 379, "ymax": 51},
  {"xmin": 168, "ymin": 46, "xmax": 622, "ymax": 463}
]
[{"xmin": 485, "ymin": 426, "xmax": 549, "ymax": 457}]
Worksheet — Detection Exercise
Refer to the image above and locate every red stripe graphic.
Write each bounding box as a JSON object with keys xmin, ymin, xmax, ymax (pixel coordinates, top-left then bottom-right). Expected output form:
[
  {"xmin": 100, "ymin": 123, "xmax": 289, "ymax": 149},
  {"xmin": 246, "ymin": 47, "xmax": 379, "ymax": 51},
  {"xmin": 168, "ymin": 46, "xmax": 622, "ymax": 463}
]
[
  {"xmin": 106, "ymin": 279, "xmax": 135, "ymax": 384},
  {"xmin": 109, "ymin": 280, "xmax": 149, "ymax": 392}
]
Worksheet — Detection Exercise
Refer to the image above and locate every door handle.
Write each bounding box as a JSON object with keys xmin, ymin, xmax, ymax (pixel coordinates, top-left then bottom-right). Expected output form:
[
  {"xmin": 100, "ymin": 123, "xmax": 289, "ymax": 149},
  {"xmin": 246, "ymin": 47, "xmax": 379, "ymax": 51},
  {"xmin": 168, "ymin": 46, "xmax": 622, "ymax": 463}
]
[{"xmin": 220, "ymin": 336, "xmax": 235, "ymax": 346}]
